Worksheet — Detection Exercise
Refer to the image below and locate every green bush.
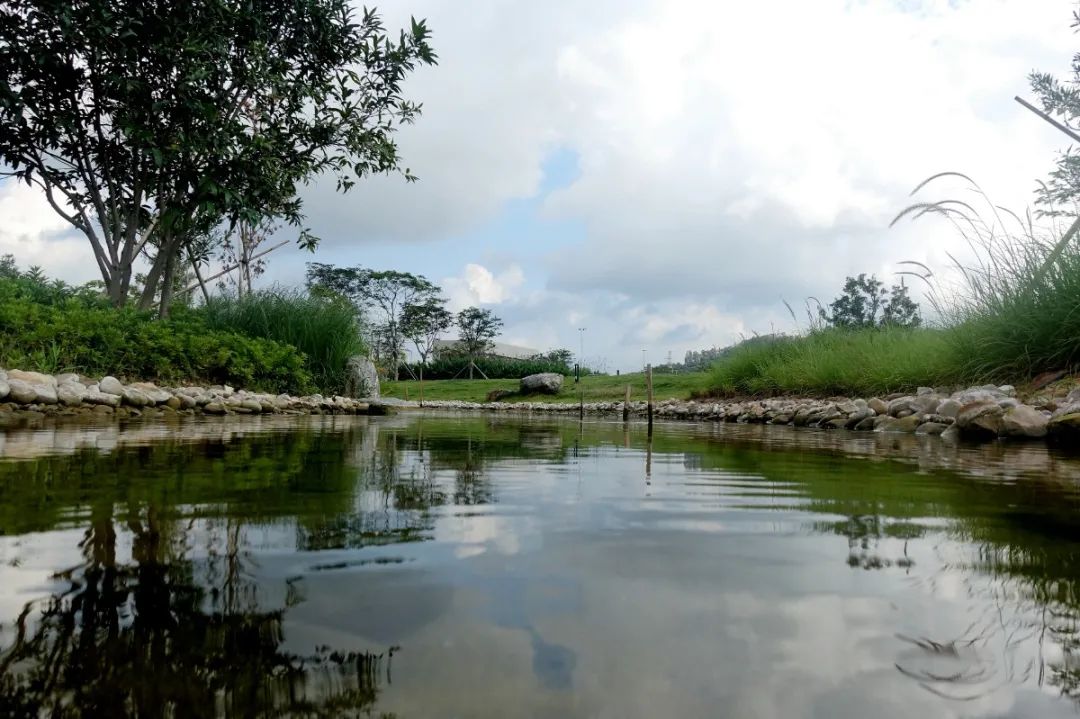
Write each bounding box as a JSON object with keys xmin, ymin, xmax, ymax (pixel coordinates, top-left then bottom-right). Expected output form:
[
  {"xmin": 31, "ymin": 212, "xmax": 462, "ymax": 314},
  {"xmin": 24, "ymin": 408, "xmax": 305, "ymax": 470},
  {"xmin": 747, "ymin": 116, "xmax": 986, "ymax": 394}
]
[
  {"xmin": 198, "ymin": 288, "xmax": 364, "ymax": 394},
  {"xmin": 0, "ymin": 265, "xmax": 311, "ymax": 393}
]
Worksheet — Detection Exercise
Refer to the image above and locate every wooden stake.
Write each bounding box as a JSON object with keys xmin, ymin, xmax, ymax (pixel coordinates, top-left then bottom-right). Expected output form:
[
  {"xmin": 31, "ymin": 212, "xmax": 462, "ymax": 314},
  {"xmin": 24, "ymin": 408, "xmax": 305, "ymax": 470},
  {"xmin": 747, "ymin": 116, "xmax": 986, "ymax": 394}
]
[
  {"xmin": 623, "ymin": 384, "xmax": 631, "ymax": 422},
  {"xmin": 646, "ymin": 364, "xmax": 654, "ymax": 436},
  {"xmin": 419, "ymin": 365, "xmax": 424, "ymax": 407}
]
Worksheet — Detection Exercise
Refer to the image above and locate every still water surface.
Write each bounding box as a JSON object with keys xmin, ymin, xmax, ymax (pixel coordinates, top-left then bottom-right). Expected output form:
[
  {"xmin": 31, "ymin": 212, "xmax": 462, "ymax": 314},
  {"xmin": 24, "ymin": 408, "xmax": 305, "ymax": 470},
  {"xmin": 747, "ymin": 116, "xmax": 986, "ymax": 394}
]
[{"xmin": 1, "ymin": 413, "xmax": 1079, "ymax": 718}]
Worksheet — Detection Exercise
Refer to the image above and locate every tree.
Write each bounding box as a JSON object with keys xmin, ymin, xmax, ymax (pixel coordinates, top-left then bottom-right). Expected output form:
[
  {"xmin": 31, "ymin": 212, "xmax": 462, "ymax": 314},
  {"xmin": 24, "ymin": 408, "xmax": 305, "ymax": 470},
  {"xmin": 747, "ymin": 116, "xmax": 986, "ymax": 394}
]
[
  {"xmin": 401, "ymin": 297, "xmax": 452, "ymax": 404},
  {"xmin": 818, "ymin": 274, "xmax": 920, "ymax": 329},
  {"xmin": 1029, "ymin": 8, "xmax": 1080, "ymax": 214},
  {"xmin": 402, "ymin": 297, "xmax": 453, "ymax": 368},
  {"xmin": 0, "ymin": 1, "xmax": 436, "ymax": 313},
  {"xmin": 306, "ymin": 264, "xmax": 439, "ymax": 379},
  {"xmin": 456, "ymin": 307, "xmax": 503, "ymax": 379}
]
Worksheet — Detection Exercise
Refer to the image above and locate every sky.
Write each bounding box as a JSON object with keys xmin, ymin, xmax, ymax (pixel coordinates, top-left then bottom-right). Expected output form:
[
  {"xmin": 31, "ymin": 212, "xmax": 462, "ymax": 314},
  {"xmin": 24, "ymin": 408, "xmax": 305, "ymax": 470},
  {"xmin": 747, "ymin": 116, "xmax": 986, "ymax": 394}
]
[{"xmin": 2, "ymin": 0, "xmax": 1079, "ymax": 372}]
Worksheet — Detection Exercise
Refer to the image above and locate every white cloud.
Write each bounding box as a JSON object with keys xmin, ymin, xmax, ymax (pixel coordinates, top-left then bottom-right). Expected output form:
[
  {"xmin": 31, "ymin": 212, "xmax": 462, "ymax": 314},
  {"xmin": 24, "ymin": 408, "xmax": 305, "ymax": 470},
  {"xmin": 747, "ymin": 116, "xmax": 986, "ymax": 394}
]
[{"xmin": 441, "ymin": 262, "xmax": 525, "ymax": 311}]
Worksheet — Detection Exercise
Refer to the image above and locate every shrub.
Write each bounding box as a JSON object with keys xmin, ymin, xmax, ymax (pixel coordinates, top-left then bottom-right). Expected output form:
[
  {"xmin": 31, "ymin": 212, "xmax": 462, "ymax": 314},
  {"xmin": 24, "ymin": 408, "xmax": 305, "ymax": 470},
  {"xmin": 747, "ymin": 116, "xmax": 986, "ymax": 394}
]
[
  {"xmin": 198, "ymin": 288, "xmax": 364, "ymax": 394},
  {"xmin": 0, "ymin": 264, "xmax": 311, "ymax": 393}
]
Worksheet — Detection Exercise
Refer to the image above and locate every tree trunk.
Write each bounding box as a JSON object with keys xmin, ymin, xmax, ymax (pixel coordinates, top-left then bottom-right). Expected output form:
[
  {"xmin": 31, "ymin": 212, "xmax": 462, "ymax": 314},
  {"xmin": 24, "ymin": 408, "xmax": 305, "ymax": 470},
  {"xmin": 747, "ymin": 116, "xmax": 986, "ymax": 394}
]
[{"xmin": 158, "ymin": 248, "xmax": 177, "ymax": 319}]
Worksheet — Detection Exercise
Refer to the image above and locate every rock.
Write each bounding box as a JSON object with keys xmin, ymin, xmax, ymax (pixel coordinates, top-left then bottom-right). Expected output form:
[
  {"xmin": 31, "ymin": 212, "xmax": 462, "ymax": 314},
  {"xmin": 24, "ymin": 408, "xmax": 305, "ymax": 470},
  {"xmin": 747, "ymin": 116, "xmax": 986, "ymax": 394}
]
[
  {"xmin": 6, "ymin": 369, "xmax": 57, "ymax": 388},
  {"xmin": 84, "ymin": 390, "xmax": 120, "ymax": 407},
  {"xmin": 0, "ymin": 379, "xmax": 7, "ymax": 401},
  {"xmin": 241, "ymin": 399, "xmax": 263, "ymax": 413},
  {"xmin": 853, "ymin": 416, "xmax": 878, "ymax": 431},
  {"xmin": 121, "ymin": 387, "xmax": 151, "ymax": 407},
  {"xmin": 1001, "ymin": 405, "xmax": 1049, "ymax": 439},
  {"xmin": 878, "ymin": 415, "xmax": 922, "ymax": 433},
  {"xmin": 936, "ymin": 398, "xmax": 962, "ymax": 419},
  {"xmin": 99, "ymin": 376, "xmax": 125, "ymax": 396},
  {"xmin": 916, "ymin": 386, "xmax": 935, "ymax": 396},
  {"xmin": 56, "ymin": 384, "xmax": 86, "ymax": 406},
  {"xmin": 915, "ymin": 422, "xmax": 949, "ymax": 435},
  {"xmin": 955, "ymin": 401, "xmax": 1004, "ymax": 438},
  {"xmin": 129, "ymin": 382, "xmax": 172, "ymax": 404},
  {"xmin": 941, "ymin": 424, "xmax": 960, "ymax": 442},
  {"xmin": 867, "ymin": 398, "xmax": 888, "ymax": 415},
  {"xmin": 520, "ymin": 373, "xmax": 564, "ymax": 395},
  {"xmin": 887, "ymin": 396, "xmax": 916, "ymax": 417},
  {"xmin": 165, "ymin": 396, "xmax": 182, "ymax": 410},
  {"xmin": 55, "ymin": 372, "xmax": 80, "ymax": 385},
  {"xmin": 486, "ymin": 389, "xmax": 515, "ymax": 403},
  {"xmin": 203, "ymin": 402, "xmax": 227, "ymax": 415},
  {"xmin": 998, "ymin": 385, "xmax": 1016, "ymax": 397},
  {"xmin": 5, "ymin": 379, "xmax": 37, "ymax": 404},
  {"xmin": 344, "ymin": 356, "xmax": 380, "ymax": 398}
]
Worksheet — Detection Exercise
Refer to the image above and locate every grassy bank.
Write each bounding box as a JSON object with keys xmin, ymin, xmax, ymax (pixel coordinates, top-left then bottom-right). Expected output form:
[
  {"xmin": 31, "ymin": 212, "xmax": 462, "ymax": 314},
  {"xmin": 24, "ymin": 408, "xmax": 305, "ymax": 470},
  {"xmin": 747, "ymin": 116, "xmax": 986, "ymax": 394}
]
[
  {"xmin": 382, "ymin": 371, "xmax": 711, "ymax": 404},
  {"xmin": 708, "ymin": 186, "xmax": 1080, "ymax": 398}
]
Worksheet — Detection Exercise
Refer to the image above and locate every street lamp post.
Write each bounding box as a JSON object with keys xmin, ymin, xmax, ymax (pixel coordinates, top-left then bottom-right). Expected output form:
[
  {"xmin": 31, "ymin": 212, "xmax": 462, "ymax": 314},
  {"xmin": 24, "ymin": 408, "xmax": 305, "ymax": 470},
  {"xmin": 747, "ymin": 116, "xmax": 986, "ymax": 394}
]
[{"xmin": 577, "ymin": 327, "xmax": 586, "ymax": 383}]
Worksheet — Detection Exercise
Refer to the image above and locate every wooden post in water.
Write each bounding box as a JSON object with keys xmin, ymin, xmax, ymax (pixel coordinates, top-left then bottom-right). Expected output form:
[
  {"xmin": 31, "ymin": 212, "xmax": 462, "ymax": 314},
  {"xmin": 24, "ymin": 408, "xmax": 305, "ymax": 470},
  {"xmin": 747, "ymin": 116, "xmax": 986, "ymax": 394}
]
[
  {"xmin": 646, "ymin": 364, "xmax": 654, "ymax": 436},
  {"xmin": 623, "ymin": 384, "xmax": 631, "ymax": 423},
  {"xmin": 419, "ymin": 366, "xmax": 424, "ymax": 407}
]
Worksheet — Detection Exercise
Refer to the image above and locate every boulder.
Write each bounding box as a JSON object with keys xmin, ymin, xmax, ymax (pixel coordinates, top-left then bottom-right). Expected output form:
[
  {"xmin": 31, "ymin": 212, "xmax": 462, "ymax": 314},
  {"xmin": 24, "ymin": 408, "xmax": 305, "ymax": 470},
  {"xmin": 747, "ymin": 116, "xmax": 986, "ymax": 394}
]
[
  {"xmin": 520, "ymin": 373, "xmax": 564, "ymax": 395},
  {"xmin": 936, "ymin": 398, "xmax": 962, "ymax": 419},
  {"xmin": 84, "ymin": 390, "xmax": 120, "ymax": 408},
  {"xmin": 0, "ymin": 379, "xmax": 7, "ymax": 401},
  {"xmin": 56, "ymin": 384, "xmax": 86, "ymax": 406},
  {"xmin": 121, "ymin": 387, "xmax": 151, "ymax": 407},
  {"xmin": 129, "ymin": 382, "xmax": 172, "ymax": 404},
  {"xmin": 55, "ymin": 373, "xmax": 81, "ymax": 385},
  {"xmin": 99, "ymin": 376, "xmax": 125, "ymax": 396},
  {"xmin": 955, "ymin": 401, "xmax": 1004, "ymax": 438},
  {"xmin": 1001, "ymin": 405, "xmax": 1049, "ymax": 439},
  {"xmin": 867, "ymin": 398, "xmax": 888, "ymax": 415},
  {"xmin": 6, "ymin": 369, "xmax": 57, "ymax": 388},
  {"xmin": 486, "ymin": 389, "xmax": 515, "ymax": 403},
  {"xmin": 915, "ymin": 422, "xmax": 949, "ymax": 435},
  {"xmin": 344, "ymin": 356, "xmax": 380, "ymax": 398},
  {"xmin": 6, "ymin": 379, "xmax": 37, "ymax": 405},
  {"xmin": 203, "ymin": 401, "xmax": 227, "ymax": 415},
  {"xmin": 878, "ymin": 415, "xmax": 922, "ymax": 433},
  {"xmin": 886, "ymin": 396, "xmax": 916, "ymax": 417}
]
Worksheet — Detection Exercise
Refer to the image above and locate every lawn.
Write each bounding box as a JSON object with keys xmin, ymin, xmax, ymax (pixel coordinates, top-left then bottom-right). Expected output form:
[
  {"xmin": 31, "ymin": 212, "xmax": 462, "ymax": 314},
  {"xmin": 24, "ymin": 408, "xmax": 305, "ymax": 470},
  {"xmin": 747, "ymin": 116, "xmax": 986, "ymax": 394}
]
[{"xmin": 381, "ymin": 371, "xmax": 711, "ymax": 404}]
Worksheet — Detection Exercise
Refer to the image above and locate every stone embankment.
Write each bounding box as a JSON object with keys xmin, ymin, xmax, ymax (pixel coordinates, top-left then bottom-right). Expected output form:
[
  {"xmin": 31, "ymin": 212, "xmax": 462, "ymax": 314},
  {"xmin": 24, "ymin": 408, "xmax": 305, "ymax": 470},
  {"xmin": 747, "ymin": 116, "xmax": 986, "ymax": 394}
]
[
  {"xmin": 411, "ymin": 384, "xmax": 1080, "ymax": 443},
  {"xmin": 0, "ymin": 369, "xmax": 375, "ymax": 427}
]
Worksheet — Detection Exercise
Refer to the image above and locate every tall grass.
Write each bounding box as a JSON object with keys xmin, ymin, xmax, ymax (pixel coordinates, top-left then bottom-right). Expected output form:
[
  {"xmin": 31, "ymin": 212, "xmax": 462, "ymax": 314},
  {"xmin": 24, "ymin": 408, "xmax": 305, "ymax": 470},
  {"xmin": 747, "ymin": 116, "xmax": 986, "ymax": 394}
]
[
  {"xmin": 200, "ymin": 288, "xmax": 364, "ymax": 394},
  {"xmin": 709, "ymin": 174, "xmax": 1080, "ymax": 397},
  {"xmin": 708, "ymin": 328, "xmax": 961, "ymax": 397}
]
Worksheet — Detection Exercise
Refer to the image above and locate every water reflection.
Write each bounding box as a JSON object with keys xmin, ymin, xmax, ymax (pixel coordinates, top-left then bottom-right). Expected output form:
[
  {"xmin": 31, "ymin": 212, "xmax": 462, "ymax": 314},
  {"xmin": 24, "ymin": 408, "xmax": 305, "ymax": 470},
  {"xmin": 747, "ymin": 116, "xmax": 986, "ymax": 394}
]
[{"xmin": 0, "ymin": 414, "xmax": 1078, "ymax": 717}]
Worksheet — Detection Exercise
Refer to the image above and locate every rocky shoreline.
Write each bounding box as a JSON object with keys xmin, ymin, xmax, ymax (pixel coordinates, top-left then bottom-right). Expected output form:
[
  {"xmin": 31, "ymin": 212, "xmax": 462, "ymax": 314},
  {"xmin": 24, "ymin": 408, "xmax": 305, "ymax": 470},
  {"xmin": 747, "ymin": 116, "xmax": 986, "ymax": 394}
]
[
  {"xmin": 3, "ymin": 367, "xmax": 1080, "ymax": 445},
  {"xmin": 402, "ymin": 383, "xmax": 1080, "ymax": 444},
  {"xmin": 0, "ymin": 369, "xmax": 378, "ymax": 428}
]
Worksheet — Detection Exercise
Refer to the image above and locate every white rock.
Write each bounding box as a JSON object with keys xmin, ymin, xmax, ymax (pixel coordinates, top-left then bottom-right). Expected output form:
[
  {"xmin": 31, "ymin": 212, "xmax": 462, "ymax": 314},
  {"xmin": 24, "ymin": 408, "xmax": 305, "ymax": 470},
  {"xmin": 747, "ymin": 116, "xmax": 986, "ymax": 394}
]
[
  {"xmin": 99, "ymin": 376, "xmax": 125, "ymax": 396},
  {"xmin": 6, "ymin": 379, "xmax": 36, "ymax": 404},
  {"xmin": 122, "ymin": 387, "xmax": 151, "ymax": 407},
  {"xmin": 57, "ymin": 384, "xmax": 87, "ymax": 406},
  {"xmin": 0, "ymin": 379, "xmax": 8, "ymax": 401},
  {"xmin": 6, "ymin": 369, "xmax": 58, "ymax": 388},
  {"xmin": 84, "ymin": 390, "xmax": 120, "ymax": 408}
]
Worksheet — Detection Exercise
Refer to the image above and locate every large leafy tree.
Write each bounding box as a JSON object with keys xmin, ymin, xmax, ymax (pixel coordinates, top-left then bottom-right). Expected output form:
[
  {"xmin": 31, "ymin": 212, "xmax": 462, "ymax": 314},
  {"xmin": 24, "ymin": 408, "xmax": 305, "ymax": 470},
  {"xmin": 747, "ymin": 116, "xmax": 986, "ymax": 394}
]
[
  {"xmin": 0, "ymin": 1, "xmax": 435, "ymax": 312},
  {"xmin": 818, "ymin": 274, "xmax": 920, "ymax": 329},
  {"xmin": 1029, "ymin": 7, "xmax": 1080, "ymax": 214},
  {"xmin": 456, "ymin": 307, "xmax": 503, "ymax": 379},
  {"xmin": 306, "ymin": 263, "xmax": 439, "ymax": 379},
  {"xmin": 402, "ymin": 297, "xmax": 453, "ymax": 369}
]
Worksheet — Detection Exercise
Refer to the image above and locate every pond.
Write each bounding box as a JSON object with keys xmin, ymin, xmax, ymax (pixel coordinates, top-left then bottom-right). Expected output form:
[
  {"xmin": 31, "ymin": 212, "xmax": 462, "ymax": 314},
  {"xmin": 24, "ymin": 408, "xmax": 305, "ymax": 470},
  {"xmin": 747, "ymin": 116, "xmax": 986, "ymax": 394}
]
[{"xmin": 0, "ymin": 413, "xmax": 1079, "ymax": 718}]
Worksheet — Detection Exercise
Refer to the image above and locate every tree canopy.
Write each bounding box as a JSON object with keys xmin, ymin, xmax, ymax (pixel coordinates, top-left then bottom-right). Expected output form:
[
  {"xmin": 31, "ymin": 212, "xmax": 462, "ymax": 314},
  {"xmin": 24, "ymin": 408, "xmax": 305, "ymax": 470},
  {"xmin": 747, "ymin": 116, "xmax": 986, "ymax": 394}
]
[
  {"xmin": 456, "ymin": 307, "xmax": 503, "ymax": 378},
  {"xmin": 1029, "ymin": 8, "xmax": 1080, "ymax": 213},
  {"xmin": 818, "ymin": 274, "xmax": 921, "ymax": 329},
  {"xmin": 0, "ymin": 1, "xmax": 435, "ymax": 312}
]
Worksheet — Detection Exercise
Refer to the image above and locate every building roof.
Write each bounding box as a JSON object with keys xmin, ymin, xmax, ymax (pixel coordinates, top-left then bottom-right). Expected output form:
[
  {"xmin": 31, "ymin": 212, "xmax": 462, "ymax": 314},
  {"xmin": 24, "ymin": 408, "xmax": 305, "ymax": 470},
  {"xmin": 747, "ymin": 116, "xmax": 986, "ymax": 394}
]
[{"xmin": 433, "ymin": 339, "xmax": 539, "ymax": 360}]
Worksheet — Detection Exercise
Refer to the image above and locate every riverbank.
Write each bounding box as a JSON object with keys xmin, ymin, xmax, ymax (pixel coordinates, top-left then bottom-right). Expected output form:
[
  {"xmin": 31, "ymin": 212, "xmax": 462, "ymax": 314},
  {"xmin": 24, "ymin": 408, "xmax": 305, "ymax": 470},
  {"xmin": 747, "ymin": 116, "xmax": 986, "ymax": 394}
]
[
  {"xmin": 5, "ymin": 366, "xmax": 1080, "ymax": 447},
  {"xmin": 385, "ymin": 381, "xmax": 1080, "ymax": 445},
  {"xmin": 0, "ymin": 368, "xmax": 380, "ymax": 429}
]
